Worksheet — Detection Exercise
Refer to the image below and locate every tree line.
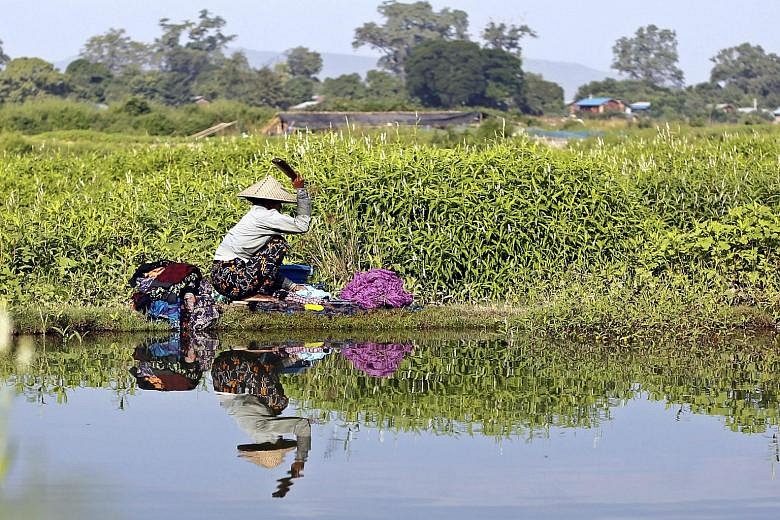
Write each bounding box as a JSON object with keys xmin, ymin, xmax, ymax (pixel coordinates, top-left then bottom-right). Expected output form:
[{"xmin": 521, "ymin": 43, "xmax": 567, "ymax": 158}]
[
  {"xmin": 0, "ymin": 4, "xmax": 560, "ymax": 115},
  {"xmin": 0, "ymin": 2, "xmax": 778, "ymax": 121}
]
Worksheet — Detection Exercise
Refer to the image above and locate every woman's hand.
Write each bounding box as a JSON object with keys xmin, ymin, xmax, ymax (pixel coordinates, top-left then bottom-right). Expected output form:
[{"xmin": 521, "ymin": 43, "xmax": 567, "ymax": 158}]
[{"xmin": 292, "ymin": 174, "xmax": 305, "ymax": 189}]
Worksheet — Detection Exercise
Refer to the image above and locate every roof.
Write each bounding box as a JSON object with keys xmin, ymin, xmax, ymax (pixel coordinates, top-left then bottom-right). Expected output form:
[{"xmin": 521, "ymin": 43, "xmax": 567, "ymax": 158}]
[
  {"xmin": 574, "ymin": 97, "xmax": 616, "ymax": 107},
  {"xmin": 629, "ymin": 101, "xmax": 651, "ymax": 110}
]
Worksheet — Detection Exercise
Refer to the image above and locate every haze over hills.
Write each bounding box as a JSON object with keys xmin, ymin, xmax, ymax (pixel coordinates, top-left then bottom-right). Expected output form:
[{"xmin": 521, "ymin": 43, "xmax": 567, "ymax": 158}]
[{"xmin": 238, "ymin": 49, "xmax": 609, "ymax": 101}]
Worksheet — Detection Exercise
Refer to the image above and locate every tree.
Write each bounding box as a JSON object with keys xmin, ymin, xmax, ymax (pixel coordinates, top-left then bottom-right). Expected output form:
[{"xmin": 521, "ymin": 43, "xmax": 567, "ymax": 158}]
[
  {"xmin": 252, "ymin": 67, "xmax": 286, "ymax": 107},
  {"xmin": 0, "ymin": 39, "xmax": 9, "ymax": 69},
  {"xmin": 65, "ymin": 59, "xmax": 112, "ymax": 102},
  {"xmin": 405, "ymin": 40, "xmax": 523, "ymax": 109},
  {"xmin": 365, "ymin": 69, "xmax": 405, "ymax": 98},
  {"xmin": 481, "ymin": 21, "xmax": 536, "ymax": 55},
  {"xmin": 406, "ymin": 40, "xmax": 483, "ymax": 107},
  {"xmin": 284, "ymin": 47, "xmax": 323, "ymax": 79},
  {"xmin": 321, "ymin": 73, "xmax": 367, "ymax": 99},
  {"xmin": 710, "ymin": 43, "xmax": 780, "ymax": 107},
  {"xmin": 196, "ymin": 52, "xmax": 283, "ymax": 106},
  {"xmin": 282, "ymin": 76, "xmax": 318, "ymax": 107},
  {"xmin": 612, "ymin": 25, "xmax": 684, "ymax": 87},
  {"xmin": 150, "ymin": 10, "xmax": 237, "ymax": 104},
  {"xmin": 523, "ymin": 73, "xmax": 563, "ymax": 115},
  {"xmin": 80, "ymin": 28, "xmax": 151, "ymax": 74},
  {"xmin": 481, "ymin": 48, "xmax": 526, "ymax": 109},
  {"xmin": 574, "ymin": 77, "xmax": 671, "ymax": 103},
  {"xmin": 353, "ymin": 1, "xmax": 469, "ymax": 75},
  {"xmin": 0, "ymin": 58, "xmax": 68, "ymax": 103}
]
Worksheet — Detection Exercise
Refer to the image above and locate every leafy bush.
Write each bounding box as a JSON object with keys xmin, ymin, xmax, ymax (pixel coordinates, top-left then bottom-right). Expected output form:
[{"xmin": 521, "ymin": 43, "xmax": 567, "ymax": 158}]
[
  {"xmin": 2, "ymin": 127, "xmax": 780, "ymax": 309},
  {"xmin": 642, "ymin": 204, "xmax": 780, "ymax": 286}
]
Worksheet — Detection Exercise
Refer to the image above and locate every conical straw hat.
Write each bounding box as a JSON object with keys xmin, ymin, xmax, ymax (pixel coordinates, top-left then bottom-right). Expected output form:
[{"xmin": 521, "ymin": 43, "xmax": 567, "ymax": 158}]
[
  {"xmin": 238, "ymin": 176, "xmax": 297, "ymax": 203},
  {"xmin": 238, "ymin": 446, "xmax": 295, "ymax": 469}
]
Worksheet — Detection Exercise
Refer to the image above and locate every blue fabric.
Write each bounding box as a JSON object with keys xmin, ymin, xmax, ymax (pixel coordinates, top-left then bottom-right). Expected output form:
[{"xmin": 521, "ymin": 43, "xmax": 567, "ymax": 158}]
[
  {"xmin": 147, "ymin": 336, "xmax": 182, "ymax": 358},
  {"xmin": 148, "ymin": 300, "xmax": 181, "ymax": 327}
]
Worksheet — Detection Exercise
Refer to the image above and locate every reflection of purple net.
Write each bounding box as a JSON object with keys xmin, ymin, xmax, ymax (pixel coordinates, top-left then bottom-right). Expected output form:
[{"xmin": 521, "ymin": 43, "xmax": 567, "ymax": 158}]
[
  {"xmin": 339, "ymin": 269, "xmax": 414, "ymax": 309},
  {"xmin": 341, "ymin": 342, "xmax": 413, "ymax": 378}
]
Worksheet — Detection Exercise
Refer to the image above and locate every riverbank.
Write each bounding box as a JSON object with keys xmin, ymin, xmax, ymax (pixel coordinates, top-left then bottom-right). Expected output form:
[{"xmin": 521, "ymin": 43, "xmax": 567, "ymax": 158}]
[{"xmin": 7, "ymin": 299, "xmax": 777, "ymax": 343}]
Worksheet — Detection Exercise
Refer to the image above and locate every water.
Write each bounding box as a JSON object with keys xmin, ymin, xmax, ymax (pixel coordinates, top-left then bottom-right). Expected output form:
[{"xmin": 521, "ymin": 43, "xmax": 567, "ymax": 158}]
[{"xmin": 1, "ymin": 333, "xmax": 779, "ymax": 519}]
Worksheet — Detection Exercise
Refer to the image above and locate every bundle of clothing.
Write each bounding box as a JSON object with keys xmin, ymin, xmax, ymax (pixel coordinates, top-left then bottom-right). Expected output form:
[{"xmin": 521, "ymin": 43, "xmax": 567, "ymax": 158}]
[
  {"xmin": 129, "ymin": 332, "xmax": 218, "ymax": 392},
  {"xmin": 129, "ymin": 260, "xmax": 219, "ymax": 331},
  {"xmin": 340, "ymin": 269, "xmax": 414, "ymax": 309}
]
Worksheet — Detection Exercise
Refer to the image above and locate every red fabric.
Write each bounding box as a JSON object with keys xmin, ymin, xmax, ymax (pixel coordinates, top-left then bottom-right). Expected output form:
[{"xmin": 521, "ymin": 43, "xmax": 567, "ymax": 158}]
[
  {"xmin": 155, "ymin": 263, "xmax": 196, "ymax": 284},
  {"xmin": 149, "ymin": 372, "xmax": 198, "ymax": 391}
]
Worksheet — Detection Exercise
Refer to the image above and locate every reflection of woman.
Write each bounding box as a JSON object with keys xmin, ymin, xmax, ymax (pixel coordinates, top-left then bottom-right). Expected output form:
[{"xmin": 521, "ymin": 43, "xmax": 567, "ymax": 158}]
[
  {"xmin": 211, "ymin": 165, "xmax": 311, "ymax": 301},
  {"xmin": 212, "ymin": 348, "xmax": 311, "ymax": 497}
]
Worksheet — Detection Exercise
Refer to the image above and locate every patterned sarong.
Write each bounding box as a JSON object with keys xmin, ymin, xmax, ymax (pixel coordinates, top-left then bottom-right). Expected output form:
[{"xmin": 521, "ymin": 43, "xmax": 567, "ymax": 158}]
[
  {"xmin": 211, "ymin": 350, "xmax": 289, "ymax": 415},
  {"xmin": 211, "ymin": 236, "xmax": 289, "ymax": 299}
]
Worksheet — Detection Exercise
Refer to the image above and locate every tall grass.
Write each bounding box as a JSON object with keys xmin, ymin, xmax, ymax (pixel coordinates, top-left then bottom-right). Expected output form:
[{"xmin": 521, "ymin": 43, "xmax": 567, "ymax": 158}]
[{"xmin": 1, "ymin": 127, "xmax": 780, "ymax": 321}]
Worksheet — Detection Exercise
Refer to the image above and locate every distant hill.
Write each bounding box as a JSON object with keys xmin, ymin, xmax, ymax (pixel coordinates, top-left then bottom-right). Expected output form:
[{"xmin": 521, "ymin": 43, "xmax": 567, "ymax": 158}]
[
  {"xmin": 237, "ymin": 48, "xmax": 380, "ymax": 81},
  {"xmin": 56, "ymin": 49, "xmax": 611, "ymax": 102},
  {"xmin": 524, "ymin": 58, "xmax": 610, "ymax": 102}
]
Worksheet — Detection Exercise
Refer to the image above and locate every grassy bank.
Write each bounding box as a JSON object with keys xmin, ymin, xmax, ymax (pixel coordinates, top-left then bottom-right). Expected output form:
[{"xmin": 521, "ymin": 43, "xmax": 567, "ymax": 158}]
[{"xmin": 7, "ymin": 296, "xmax": 777, "ymax": 343}]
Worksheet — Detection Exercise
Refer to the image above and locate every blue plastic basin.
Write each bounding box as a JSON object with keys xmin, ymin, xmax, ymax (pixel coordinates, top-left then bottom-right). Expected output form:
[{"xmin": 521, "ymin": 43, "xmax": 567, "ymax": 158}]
[{"xmin": 279, "ymin": 264, "xmax": 313, "ymax": 284}]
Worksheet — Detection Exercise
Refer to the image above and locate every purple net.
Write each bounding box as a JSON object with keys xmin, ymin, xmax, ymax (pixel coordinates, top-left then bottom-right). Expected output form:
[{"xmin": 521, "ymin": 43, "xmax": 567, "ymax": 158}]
[
  {"xmin": 339, "ymin": 269, "xmax": 414, "ymax": 309},
  {"xmin": 341, "ymin": 342, "xmax": 413, "ymax": 378}
]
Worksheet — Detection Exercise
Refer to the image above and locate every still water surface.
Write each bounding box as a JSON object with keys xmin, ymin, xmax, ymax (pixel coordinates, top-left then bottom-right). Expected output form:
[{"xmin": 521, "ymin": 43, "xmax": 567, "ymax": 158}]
[{"xmin": 1, "ymin": 333, "xmax": 779, "ymax": 519}]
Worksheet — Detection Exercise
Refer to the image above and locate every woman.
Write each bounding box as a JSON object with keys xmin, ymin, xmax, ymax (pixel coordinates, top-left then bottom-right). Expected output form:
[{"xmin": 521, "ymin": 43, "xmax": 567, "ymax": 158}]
[{"xmin": 211, "ymin": 164, "xmax": 310, "ymax": 301}]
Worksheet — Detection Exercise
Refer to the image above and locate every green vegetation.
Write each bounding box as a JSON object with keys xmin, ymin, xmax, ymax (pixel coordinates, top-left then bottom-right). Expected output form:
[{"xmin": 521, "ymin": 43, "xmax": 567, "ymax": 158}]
[
  {"xmin": 611, "ymin": 24, "xmax": 685, "ymax": 87},
  {"xmin": 2, "ymin": 333, "xmax": 779, "ymax": 435},
  {"xmin": 2, "ymin": 127, "xmax": 780, "ymax": 337},
  {"xmin": 0, "ymin": 97, "xmax": 274, "ymax": 136},
  {"xmin": 405, "ymin": 40, "xmax": 524, "ymax": 109}
]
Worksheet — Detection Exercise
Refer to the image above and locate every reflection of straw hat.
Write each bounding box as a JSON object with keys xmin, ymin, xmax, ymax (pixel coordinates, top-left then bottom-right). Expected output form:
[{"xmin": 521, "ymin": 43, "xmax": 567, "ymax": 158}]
[
  {"xmin": 238, "ymin": 446, "xmax": 295, "ymax": 468},
  {"xmin": 238, "ymin": 176, "xmax": 296, "ymax": 203}
]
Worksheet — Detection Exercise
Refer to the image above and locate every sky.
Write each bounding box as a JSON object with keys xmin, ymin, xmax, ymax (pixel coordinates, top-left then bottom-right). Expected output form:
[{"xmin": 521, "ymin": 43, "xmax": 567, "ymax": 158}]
[{"xmin": 0, "ymin": 0, "xmax": 778, "ymax": 85}]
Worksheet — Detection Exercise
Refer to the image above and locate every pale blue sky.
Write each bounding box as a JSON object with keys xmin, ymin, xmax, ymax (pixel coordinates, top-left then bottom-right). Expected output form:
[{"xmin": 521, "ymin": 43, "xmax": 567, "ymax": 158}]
[{"xmin": 1, "ymin": 0, "xmax": 778, "ymax": 84}]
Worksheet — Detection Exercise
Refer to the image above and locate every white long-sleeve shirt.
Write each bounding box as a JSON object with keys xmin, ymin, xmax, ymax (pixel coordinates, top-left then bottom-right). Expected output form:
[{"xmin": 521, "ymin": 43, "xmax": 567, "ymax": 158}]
[
  {"xmin": 214, "ymin": 188, "xmax": 311, "ymax": 261},
  {"xmin": 218, "ymin": 394, "xmax": 312, "ymax": 462}
]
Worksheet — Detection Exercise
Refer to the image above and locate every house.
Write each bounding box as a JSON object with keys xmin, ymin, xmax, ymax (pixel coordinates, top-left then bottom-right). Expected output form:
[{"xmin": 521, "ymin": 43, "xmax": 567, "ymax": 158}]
[
  {"xmin": 192, "ymin": 96, "xmax": 210, "ymax": 107},
  {"xmin": 569, "ymin": 97, "xmax": 625, "ymax": 114},
  {"xmin": 773, "ymin": 108, "xmax": 780, "ymax": 124},
  {"xmin": 261, "ymin": 111, "xmax": 483, "ymax": 135}
]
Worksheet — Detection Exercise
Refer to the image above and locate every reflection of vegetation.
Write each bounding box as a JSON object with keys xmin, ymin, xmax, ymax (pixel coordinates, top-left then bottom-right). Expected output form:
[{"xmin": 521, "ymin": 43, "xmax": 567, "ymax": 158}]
[
  {"xmin": 282, "ymin": 337, "xmax": 780, "ymax": 436},
  {"xmin": 1, "ymin": 334, "xmax": 779, "ymax": 436},
  {"xmin": 0, "ymin": 335, "xmax": 141, "ymax": 405}
]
